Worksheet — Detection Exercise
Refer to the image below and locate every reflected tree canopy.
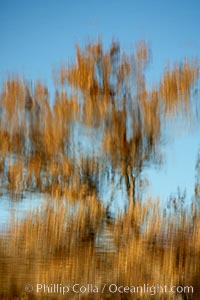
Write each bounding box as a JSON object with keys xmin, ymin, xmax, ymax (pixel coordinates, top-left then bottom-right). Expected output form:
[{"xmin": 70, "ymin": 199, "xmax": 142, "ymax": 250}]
[{"xmin": 0, "ymin": 40, "xmax": 199, "ymax": 209}]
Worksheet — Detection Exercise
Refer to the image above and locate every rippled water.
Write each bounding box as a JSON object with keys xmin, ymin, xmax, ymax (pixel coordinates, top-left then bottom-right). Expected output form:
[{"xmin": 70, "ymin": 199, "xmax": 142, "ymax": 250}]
[{"xmin": 0, "ymin": 193, "xmax": 42, "ymax": 230}]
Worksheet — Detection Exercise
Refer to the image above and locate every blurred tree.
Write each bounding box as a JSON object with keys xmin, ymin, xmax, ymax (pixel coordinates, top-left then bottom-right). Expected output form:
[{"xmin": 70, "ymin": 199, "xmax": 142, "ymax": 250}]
[
  {"xmin": 0, "ymin": 40, "xmax": 199, "ymax": 211},
  {"xmin": 58, "ymin": 40, "xmax": 199, "ymax": 208}
]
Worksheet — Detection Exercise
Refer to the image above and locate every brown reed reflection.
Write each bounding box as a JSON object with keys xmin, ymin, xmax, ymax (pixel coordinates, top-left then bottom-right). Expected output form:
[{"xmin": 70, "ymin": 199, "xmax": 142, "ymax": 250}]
[{"xmin": 0, "ymin": 195, "xmax": 200, "ymax": 299}]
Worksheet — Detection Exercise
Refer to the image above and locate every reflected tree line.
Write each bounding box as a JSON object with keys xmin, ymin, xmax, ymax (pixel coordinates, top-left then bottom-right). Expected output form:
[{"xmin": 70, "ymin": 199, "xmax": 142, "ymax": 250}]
[
  {"xmin": 0, "ymin": 40, "xmax": 200, "ymax": 299},
  {"xmin": 0, "ymin": 40, "xmax": 198, "ymax": 208}
]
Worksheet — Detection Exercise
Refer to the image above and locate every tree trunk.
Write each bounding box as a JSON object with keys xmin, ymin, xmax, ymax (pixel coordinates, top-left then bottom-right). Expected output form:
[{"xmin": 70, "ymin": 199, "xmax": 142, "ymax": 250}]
[{"xmin": 124, "ymin": 165, "xmax": 136, "ymax": 208}]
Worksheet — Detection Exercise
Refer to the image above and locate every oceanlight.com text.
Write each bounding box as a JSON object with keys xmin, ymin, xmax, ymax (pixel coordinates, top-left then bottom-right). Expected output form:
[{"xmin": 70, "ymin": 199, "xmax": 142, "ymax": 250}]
[{"xmin": 25, "ymin": 283, "xmax": 194, "ymax": 296}]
